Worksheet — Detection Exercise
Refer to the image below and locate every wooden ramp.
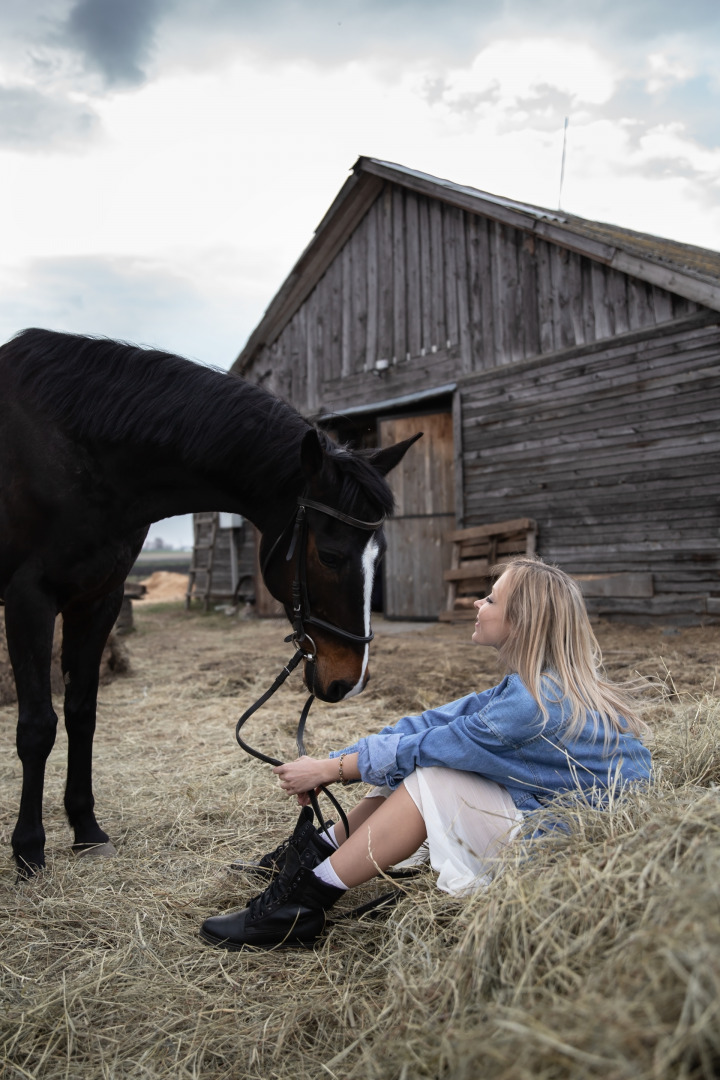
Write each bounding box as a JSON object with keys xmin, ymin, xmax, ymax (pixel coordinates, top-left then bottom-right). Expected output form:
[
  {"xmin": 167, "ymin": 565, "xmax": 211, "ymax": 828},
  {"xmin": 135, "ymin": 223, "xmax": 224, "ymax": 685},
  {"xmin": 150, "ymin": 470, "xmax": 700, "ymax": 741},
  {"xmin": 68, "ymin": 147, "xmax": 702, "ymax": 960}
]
[{"xmin": 439, "ymin": 518, "xmax": 537, "ymax": 622}]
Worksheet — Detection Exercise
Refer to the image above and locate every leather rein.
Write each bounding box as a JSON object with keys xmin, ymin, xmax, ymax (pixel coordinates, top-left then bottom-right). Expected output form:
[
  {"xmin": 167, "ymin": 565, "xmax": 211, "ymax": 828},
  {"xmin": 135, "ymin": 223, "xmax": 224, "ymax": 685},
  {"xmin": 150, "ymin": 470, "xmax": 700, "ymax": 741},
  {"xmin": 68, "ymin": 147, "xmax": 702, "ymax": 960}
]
[{"xmin": 235, "ymin": 495, "xmax": 385, "ymax": 840}]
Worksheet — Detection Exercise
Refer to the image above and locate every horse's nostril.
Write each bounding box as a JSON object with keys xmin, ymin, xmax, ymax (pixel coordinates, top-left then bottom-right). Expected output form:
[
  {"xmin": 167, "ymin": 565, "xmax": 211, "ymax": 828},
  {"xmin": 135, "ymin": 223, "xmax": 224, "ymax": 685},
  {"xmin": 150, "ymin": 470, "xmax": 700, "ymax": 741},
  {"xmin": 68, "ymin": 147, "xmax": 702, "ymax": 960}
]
[{"xmin": 325, "ymin": 680, "xmax": 353, "ymax": 703}]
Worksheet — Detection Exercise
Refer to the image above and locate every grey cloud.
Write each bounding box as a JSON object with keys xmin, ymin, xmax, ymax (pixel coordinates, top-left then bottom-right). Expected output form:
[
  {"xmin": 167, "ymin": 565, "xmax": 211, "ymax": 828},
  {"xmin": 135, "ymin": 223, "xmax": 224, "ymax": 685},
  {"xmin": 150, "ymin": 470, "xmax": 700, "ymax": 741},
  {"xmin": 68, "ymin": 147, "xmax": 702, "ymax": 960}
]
[
  {"xmin": 476, "ymin": 0, "xmax": 720, "ymax": 44},
  {"xmin": 618, "ymin": 155, "xmax": 707, "ymax": 181},
  {"xmin": 609, "ymin": 75, "xmax": 720, "ymax": 150},
  {"xmin": 430, "ymin": 62, "xmax": 718, "ymax": 151},
  {"xmin": 0, "ymin": 0, "xmax": 718, "ymax": 90},
  {"xmin": 165, "ymin": 0, "xmax": 720, "ymax": 65},
  {"xmin": 0, "ymin": 0, "xmax": 717, "ymax": 178},
  {"xmin": 0, "ymin": 86, "xmax": 100, "ymax": 149},
  {"xmin": 504, "ymin": 86, "xmax": 576, "ymax": 132},
  {"xmin": 0, "ymin": 254, "xmax": 260, "ymax": 371},
  {"xmin": 608, "ymin": 151, "xmax": 720, "ymax": 219},
  {"xmin": 420, "ymin": 75, "xmax": 502, "ymax": 114},
  {"xmin": 420, "ymin": 76, "xmax": 450, "ymax": 107},
  {"xmin": 60, "ymin": 0, "xmax": 163, "ymax": 86}
]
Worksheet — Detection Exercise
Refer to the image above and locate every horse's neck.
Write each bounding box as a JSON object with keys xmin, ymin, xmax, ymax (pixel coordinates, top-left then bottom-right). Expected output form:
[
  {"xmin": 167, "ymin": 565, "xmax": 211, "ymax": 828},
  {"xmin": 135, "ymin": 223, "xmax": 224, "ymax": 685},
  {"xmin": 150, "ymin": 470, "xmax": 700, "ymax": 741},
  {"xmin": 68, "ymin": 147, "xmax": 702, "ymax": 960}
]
[
  {"xmin": 125, "ymin": 376, "xmax": 308, "ymax": 533},
  {"xmin": 129, "ymin": 469, "xmax": 297, "ymax": 535},
  {"xmin": 12, "ymin": 333, "xmax": 310, "ymax": 533}
]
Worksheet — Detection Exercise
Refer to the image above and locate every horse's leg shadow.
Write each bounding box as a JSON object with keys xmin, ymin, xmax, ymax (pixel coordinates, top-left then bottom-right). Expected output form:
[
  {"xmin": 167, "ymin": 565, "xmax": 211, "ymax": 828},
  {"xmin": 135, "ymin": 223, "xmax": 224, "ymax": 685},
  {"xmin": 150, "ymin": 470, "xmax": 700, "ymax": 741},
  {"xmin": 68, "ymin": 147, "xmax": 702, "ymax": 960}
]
[
  {"xmin": 4, "ymin": 575, "xmax": 59, "ymax": 877},
  {"xmin": 61, "ymin": 587, "xmax": 124, "ymax": 861}
]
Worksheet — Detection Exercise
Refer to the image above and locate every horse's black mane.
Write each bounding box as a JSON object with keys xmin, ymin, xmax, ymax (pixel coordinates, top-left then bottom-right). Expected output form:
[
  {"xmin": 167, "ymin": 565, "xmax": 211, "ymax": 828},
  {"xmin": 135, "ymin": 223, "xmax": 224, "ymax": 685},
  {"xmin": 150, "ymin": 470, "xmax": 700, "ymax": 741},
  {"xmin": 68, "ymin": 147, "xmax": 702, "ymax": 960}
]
[
  {"xmin": 7, "ymin": 328, "xmax": 394, "ymax": 516},
  {"xmin": 323, "ymin": 435, "xmax": 395, "ymax": 519},
  {"xmin": 10, "ymin": 328, "xmax": 304, "ymax": 468}
]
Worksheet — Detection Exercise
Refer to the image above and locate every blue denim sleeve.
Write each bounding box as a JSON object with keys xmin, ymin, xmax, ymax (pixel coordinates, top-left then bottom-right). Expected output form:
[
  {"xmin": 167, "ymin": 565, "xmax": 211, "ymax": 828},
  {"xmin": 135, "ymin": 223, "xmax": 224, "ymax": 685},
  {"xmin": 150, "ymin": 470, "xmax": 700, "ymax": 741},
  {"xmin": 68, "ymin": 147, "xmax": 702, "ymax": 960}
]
[
  {"xmin": 328, "ymin": 687, "xmax": 500, "ymax": 786},
  {"xmin": 372, "ymin": 689, "xmax": 496, "ymax": 738},
  {"xmin": 330, "ymin": 677, "xmax": 541, "ymax": 789},
  {"xmin": 328, "ymin": 736, "xmax": 404, "ymax": 787}
]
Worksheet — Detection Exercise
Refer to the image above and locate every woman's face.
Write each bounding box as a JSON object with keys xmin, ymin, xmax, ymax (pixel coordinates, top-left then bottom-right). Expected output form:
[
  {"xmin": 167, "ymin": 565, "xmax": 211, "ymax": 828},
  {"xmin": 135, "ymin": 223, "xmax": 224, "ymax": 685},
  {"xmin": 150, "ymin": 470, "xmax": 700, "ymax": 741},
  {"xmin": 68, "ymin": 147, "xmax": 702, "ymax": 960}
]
[{"xmin": 472, "ymin": 572, "xmax": 510, "ymax": 649}]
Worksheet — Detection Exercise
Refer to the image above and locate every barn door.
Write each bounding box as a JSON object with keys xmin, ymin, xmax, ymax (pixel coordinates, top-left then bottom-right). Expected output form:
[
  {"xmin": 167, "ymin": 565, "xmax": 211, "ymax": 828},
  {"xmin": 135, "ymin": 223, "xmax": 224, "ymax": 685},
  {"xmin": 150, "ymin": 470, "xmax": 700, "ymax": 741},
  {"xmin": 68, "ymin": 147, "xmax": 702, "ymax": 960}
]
[{"xmin": 379, "ymin": 412, "xmax": 455, "ymax": 619}]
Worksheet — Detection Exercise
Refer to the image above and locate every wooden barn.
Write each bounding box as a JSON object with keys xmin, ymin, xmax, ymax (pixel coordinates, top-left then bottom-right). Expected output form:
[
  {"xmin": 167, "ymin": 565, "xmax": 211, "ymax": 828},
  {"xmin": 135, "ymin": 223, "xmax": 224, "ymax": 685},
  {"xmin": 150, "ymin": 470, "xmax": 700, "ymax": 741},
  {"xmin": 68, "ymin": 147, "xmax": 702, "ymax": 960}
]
[
  {"xmin": 221, "ymin": 157, "xmax": 720, "ymax": 624},
  {"xmin": 186, "ymin": 512, "xmax": 256, "ymax": 611}
]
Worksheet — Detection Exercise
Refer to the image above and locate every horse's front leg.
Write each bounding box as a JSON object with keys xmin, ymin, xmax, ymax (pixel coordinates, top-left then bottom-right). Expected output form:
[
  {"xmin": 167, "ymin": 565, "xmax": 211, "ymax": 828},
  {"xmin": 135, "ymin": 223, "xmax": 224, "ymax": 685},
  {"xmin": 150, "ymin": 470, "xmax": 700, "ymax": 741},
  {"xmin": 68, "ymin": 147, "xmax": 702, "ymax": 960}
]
[
  {"xmin": 4, "ymin": 576, "xmax": 59, "ymax": 875},
  {"xmin": 60, "ymin": 587, "xmax": 124, "ymax": 855}
]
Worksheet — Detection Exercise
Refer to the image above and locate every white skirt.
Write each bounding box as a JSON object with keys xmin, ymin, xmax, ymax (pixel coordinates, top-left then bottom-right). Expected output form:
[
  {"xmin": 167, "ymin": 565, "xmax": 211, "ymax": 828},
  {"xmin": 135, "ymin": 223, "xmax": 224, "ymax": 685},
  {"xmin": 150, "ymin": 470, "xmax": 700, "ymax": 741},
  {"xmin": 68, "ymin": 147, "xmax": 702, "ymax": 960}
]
[{"xmin": 366, "ymin": 766, "xmax": 523, "ymax": 896}]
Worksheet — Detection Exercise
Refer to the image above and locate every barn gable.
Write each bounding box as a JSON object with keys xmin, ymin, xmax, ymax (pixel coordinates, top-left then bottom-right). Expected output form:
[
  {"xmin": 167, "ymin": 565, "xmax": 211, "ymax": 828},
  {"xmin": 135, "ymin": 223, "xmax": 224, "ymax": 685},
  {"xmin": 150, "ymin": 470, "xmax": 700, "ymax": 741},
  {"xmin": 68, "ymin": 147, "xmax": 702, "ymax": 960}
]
[
  {"xmin": 236, "ymin": 158, "xmax": 716, "ymax": 397},
  {"xmin": 229, "ymin": 158, "xmax": 720, "ymax": 624}
]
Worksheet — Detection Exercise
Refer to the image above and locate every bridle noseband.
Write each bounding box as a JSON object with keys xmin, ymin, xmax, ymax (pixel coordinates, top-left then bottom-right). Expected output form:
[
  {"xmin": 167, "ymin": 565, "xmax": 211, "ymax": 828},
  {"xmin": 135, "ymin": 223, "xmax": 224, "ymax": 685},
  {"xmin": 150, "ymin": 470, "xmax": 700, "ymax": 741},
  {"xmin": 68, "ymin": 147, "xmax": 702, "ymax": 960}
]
[{"xmin": 262, "ymin": 494, "xmax": 385, "ymax": 661}]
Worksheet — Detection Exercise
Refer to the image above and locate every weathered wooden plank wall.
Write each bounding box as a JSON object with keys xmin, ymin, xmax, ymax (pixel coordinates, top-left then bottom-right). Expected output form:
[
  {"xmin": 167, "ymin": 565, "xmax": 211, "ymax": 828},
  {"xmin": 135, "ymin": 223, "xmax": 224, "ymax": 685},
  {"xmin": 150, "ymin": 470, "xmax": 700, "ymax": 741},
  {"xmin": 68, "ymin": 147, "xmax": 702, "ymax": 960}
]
[
  {"xmin": 379, "ymin": 413, "xmax": 455, "ymax": 618},
  {"xmin": 191, "ymin": 526, "xmax": 255, "ymax": 603},
  {"xmin": 459, "ymin": 312, "xmax": 720, "ymax": 622},
  {"xmin": 255, "ymin": 182, "xmax": 699, "ymax": 417},
  {"xmin": 242, "ymin": 179, "xmax": 718, "ymax": 620}
]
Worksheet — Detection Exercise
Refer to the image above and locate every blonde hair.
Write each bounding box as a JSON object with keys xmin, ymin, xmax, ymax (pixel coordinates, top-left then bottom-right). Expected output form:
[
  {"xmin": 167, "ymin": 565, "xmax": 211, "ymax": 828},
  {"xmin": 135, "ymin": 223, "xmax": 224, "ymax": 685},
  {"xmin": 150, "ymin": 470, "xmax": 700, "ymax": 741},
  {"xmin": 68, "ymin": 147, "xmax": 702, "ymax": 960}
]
[{"xmin": 496, "ymin": 556, "xmax": 646, "ymax": 743}]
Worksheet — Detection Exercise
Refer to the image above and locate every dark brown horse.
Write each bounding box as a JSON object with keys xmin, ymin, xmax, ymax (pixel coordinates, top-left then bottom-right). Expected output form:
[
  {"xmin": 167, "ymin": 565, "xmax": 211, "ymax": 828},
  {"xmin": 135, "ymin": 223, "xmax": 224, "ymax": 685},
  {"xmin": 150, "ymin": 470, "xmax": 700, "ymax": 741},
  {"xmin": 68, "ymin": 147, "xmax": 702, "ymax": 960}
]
[{"xmin": 0, "ymin": 328, "xmax": 418, "ymax": 875}]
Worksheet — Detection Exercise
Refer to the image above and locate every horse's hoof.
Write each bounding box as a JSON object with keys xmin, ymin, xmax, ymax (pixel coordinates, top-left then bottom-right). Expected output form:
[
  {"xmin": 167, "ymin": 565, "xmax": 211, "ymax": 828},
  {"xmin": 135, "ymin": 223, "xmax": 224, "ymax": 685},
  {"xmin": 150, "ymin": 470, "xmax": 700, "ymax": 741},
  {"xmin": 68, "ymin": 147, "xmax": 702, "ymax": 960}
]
[
  {"xmin": 73, "ymin": 841, "xmax": 118, "ymax": 859},
  {"xmin": 15, "ymin": 862, "xmax": 45, "ymax": 883}
]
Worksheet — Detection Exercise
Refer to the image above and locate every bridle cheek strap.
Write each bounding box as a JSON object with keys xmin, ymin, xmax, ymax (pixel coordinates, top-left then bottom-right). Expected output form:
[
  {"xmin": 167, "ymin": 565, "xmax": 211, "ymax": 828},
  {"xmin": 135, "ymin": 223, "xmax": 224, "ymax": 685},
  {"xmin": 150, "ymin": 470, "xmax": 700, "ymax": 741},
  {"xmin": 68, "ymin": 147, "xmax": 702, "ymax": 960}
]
[
  {"xmin": 237, "ymin": 493, "xmax": 386, "ymax": 842},
  {"xmin": 275, "ymin": 496, "xmax": 385, "ymax": 653}
]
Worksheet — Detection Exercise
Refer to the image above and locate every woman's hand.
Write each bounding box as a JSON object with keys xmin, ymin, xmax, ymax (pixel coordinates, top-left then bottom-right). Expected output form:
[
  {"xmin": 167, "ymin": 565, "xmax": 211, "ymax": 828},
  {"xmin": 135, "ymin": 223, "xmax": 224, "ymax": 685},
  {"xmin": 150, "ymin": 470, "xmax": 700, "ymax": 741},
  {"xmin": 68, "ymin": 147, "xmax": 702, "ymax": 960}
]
[{"xmin": 272, "ymin": 756, "xmax": 337, "ymax": 797}]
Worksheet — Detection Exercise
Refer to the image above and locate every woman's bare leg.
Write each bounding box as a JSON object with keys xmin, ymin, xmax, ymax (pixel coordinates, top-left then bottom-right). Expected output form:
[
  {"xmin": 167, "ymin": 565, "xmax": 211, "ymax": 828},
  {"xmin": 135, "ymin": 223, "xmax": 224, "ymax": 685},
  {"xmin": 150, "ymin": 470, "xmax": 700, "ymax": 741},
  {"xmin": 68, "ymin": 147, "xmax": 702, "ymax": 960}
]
[
  {"xmin": 332, "ymin": 795, "xmax": 386, "ymax": 844},
  {"xmin": 329, "ymin": 783, "xmax": 426, "ymax": 888}
]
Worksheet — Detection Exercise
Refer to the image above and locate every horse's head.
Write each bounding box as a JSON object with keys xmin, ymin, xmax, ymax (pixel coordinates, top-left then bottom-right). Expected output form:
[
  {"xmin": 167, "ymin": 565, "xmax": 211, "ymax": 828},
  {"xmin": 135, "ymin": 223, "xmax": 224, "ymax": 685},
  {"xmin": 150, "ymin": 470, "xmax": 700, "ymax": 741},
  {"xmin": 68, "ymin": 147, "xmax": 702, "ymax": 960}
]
[{"xmin": 260, "ymin": 428, "xmax": 421, "ymax": 703}]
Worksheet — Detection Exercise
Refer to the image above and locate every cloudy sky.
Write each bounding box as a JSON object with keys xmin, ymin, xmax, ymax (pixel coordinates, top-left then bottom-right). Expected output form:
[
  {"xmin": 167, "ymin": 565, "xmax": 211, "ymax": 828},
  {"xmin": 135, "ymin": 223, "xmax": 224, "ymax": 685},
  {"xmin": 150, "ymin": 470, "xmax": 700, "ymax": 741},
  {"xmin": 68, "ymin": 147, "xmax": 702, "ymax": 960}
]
[{"xmin": 1, "ymin": 0, "xmax": 718, "ymax": 547}]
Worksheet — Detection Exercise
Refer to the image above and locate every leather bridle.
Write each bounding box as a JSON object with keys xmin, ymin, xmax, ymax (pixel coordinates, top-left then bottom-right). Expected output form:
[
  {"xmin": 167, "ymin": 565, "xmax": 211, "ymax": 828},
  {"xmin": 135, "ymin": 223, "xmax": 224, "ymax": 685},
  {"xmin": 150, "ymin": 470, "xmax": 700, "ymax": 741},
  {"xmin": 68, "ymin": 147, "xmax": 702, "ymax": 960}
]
[
  {"xmin": 261, "ymin": 494, "xmax": 386, "ymax": 663},
  {"xmin": 235, "ymin": 494, "xmax": 386, "ymax": 840}
]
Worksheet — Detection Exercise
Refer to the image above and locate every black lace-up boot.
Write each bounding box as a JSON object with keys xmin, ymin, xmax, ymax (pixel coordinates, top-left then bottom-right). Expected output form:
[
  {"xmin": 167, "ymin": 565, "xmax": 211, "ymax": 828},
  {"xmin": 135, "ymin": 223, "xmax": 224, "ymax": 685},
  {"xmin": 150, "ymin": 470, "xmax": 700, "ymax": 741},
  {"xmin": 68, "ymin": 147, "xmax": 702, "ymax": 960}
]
[
  {"xmin": 229, "ymin": 806, "xmax": 335, "ymax": 881},
  {"xmin": 200, "ymin": 844, "xmax": 344, "ymax": 950}
]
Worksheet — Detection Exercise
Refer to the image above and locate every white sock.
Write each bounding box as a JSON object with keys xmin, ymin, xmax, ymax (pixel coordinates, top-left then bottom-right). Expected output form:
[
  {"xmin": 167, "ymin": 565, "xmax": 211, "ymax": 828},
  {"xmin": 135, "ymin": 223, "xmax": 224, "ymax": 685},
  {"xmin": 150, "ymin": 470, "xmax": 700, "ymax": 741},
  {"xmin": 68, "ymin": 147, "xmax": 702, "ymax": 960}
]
[
  {"xmin": 320, "ymin": 823, "xmax": 340, "ymax": 849},
  {"xmin": 312, "ymin": 857, "xmax": 348, "ymax": 891}
]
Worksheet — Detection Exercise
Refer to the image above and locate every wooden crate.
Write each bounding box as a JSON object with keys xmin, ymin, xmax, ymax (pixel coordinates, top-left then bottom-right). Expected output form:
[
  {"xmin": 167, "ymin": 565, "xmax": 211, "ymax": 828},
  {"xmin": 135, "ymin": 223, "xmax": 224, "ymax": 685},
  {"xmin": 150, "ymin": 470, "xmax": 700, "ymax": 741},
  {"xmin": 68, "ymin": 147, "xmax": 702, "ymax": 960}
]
[{"xmin": 439, "ymin": 518, "xmax": 537, "ymax": 621}]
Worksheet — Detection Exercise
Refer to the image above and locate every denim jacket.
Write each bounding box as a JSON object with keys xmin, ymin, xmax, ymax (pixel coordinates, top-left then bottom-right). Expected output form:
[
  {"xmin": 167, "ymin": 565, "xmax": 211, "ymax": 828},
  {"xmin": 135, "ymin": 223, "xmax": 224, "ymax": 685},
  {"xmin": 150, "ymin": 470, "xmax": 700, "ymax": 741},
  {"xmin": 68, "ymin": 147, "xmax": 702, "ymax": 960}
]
[{"xmin": 330, "ymin": 673, "xmax": 651, "ymax": 812}]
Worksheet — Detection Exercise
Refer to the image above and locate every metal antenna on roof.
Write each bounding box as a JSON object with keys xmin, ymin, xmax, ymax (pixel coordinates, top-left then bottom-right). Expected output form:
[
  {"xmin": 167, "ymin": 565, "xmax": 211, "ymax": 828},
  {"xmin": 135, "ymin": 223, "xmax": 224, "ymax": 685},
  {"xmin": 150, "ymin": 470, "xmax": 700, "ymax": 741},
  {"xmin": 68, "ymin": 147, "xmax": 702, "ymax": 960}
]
[{"xmin": 558, "ymin": 116, "xmax": 569, "ymax": 210}]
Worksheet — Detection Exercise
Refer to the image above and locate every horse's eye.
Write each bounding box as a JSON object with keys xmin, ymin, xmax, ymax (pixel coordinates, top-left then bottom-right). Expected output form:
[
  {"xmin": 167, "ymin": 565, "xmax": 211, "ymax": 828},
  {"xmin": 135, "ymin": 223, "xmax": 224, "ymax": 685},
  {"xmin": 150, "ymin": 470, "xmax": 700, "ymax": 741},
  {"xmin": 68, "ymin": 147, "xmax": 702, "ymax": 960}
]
[{"xmin": 318, "ymin": 551, "xmax": 341, "ymax": 571}]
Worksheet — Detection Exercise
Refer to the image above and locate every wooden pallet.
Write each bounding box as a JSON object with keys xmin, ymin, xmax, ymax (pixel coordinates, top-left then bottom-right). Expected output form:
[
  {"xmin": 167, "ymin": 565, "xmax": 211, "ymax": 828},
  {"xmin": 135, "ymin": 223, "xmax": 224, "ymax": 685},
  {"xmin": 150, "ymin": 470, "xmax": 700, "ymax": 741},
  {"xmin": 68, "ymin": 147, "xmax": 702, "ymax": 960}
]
[{"xmin": 438, "ymin": 518, "xmax": 537, "ymax": 621}]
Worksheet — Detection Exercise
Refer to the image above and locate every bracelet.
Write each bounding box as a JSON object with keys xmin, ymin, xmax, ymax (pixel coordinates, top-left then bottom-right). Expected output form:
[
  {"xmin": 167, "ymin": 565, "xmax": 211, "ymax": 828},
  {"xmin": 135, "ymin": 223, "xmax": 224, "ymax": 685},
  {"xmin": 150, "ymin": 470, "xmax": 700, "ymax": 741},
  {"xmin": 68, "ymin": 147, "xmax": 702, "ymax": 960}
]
[{"xmin": 338, "ymin": 754, "xmax": 350, "ymax": 786}]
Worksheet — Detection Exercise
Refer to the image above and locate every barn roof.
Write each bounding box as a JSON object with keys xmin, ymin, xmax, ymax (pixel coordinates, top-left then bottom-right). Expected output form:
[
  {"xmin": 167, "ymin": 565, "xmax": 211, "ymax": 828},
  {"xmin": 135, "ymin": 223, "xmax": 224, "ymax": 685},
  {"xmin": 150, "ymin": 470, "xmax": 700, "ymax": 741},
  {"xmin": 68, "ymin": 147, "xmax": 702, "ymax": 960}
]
[{"xmin": 234, "ymin": 156, "xmax": 720, "ymax": 373}]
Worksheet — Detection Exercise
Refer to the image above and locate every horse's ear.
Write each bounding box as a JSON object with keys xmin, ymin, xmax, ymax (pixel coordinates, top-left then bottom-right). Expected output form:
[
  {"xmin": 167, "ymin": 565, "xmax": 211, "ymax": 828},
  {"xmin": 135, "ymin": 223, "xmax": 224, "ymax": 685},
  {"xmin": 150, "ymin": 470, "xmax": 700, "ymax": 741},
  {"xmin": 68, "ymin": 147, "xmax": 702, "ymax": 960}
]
[
  {"xmin": 300, "ymin": 428, "xmax": 325, "ymax": 480},
  {"xmin": 368, "ymin": 432, "xmax": 423, "ymax": 477}
]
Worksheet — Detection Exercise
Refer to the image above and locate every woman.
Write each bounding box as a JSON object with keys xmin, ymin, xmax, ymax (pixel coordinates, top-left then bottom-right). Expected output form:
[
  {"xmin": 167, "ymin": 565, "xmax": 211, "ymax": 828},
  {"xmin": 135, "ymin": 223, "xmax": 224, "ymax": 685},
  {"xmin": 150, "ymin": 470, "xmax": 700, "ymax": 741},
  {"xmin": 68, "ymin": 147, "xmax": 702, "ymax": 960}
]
[{"xmin": 200, "ymin": 556, "xmax": 651, "ymax": 950}]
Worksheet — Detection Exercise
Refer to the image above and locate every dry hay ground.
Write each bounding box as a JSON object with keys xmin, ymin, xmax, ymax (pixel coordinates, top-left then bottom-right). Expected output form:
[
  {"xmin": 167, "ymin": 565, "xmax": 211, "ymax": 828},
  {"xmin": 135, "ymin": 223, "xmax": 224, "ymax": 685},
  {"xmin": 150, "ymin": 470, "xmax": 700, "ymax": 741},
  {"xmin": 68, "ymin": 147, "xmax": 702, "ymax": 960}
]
[
  {"xmin": 0, "ymin": 612, "xmax": 130, "ymax": 708},
  {"xmin": 1, "ymin": 603, "xmax": 719, "ymax": 1080}
]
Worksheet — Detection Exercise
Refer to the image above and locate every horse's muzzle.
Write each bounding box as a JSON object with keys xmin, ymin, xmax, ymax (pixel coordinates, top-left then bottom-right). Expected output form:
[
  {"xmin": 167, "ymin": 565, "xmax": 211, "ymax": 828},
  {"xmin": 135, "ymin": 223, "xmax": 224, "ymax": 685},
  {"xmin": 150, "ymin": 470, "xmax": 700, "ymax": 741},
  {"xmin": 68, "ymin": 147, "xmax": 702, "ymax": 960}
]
[{"xmin": 322, "ymin": 679, "xmax": 357, "ymax": 703}]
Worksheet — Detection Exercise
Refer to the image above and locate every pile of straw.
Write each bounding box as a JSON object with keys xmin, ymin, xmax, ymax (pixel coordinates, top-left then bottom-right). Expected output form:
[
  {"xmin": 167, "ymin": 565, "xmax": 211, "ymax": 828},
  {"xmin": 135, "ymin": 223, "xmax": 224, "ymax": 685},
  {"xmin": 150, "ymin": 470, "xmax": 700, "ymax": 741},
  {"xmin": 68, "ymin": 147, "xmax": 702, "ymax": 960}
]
[{"xmin": 1, "ymin": 607, "xmax": 718, "ymax": 1079}]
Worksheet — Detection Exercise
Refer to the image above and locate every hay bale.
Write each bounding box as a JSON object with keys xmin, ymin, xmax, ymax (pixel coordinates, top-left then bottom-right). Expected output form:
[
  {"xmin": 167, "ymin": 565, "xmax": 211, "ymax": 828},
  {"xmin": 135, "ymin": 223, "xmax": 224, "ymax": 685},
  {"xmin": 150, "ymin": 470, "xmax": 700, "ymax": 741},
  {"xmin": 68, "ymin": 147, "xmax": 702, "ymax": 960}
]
[{"xmin": 138, "ymin": 571, "xmax": 189, "ymax": 602}]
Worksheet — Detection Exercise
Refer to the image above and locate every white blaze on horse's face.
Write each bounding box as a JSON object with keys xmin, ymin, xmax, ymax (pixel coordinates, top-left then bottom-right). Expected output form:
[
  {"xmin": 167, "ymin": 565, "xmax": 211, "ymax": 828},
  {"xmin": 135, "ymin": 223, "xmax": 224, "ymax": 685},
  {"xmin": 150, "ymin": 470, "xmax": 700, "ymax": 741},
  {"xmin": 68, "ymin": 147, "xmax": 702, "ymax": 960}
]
[{"xmin": 343, "ymin": 534, "xmax": 380, "ymax": 698}]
